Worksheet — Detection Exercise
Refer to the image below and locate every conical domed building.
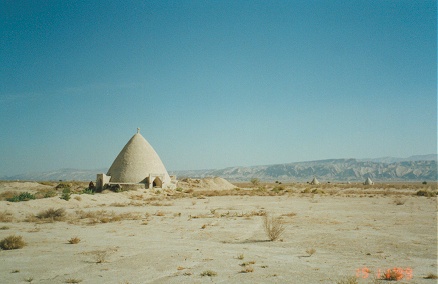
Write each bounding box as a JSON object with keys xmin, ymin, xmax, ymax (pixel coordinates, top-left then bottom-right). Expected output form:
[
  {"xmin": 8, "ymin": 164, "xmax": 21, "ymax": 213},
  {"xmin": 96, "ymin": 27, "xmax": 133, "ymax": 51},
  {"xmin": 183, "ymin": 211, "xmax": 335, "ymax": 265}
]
[
  {"xmin": 309, "ymin": 177, "xmax": 320, "ymax": 185},
  {"xmin": 97, "ymin": 129, "xmax": 173, "ymax": 190},
  {"xmin": 363, "ymin": 177, "xmax": 374, "ymax": 185}
]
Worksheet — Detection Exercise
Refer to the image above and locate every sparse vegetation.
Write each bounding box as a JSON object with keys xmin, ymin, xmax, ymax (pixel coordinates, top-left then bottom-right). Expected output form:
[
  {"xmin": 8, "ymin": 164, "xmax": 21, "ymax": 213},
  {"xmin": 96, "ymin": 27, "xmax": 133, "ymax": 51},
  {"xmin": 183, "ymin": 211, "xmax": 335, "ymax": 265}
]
[
  {"xmin": 35, "ymin": 208, "xmax": 66, "ymax": 222},
  {"xmin": 237, "ymin": 254, "xmax": 244, "ymax": 260},
  {"xmin": 95, "ymin": 250, "xmax": 108, "ymax": 263},
  {"xmin": 381, "ymin": 268, "xmax": 404, "ymax": 281},
  {"xmin": 424, "ymin": 273, "xmax": 438, "ymax": 279},
  {"xmin": 200, "ymin": 270, "xmax": 217, "ymax": 277},
  {"xmin": 68, "ymin": 237, "xmax": 81, "ymax": 244},
  {"xmin": 263, "ymin": 214, "xmax": 285, "ymax": 241},
  {"xmin": 6, "ymin": 192, "xmax": 36, "ymax": 202},
  {"xmin": 81, "ymin": 188, "xmax": 94, "ymax": 195},
  {"xmin": 394, "ymin": 197, "xmax": 405, "ymax": 205},
  {"xmin": 61, "ymin": 188, "xmax": 71, "ymax": 201},
  {"xmin": 65, "ymin": 278, "xmax": 82, "ymax": 283},
  {"xmin": 336, "ymin": 276, "xmax": 358, "ymax": 284},
  {"xmin": 306, "ymin": 248, "xmax": 316, "ymax": 256},
  {"xmin": 250, "ymin": 178, "xmax": 260, "ymax": 186},
  {"xmin": 240, "ymin": 266, "xmax": 254, "ymax": 273},
  {"xmin": 0, "ymin": 211, "xmax": 14, "ymax": 222},
  {"xmin": 24, "ymin": 276, "xmax": 34, "ymax": 282},
  {"xmin": 416, "ymin": 190, "xmax": 436, "ymax": 197},
  {"xmin": 0, "ymin": 235, "xmax": 26, "ymax": 250}
]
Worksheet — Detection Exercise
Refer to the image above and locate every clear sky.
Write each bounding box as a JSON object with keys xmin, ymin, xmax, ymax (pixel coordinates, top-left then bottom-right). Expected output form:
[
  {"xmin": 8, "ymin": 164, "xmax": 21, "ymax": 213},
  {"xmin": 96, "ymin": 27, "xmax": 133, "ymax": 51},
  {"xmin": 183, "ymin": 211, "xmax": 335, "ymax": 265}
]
[{"xmin": 0, "ymin": 0, "xmax": 436, "ymax": 176}]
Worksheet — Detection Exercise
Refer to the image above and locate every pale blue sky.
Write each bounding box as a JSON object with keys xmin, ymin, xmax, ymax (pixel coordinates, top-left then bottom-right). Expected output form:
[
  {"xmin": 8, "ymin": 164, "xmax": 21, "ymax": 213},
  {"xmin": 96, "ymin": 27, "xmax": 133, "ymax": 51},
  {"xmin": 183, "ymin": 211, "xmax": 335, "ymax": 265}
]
[{"xmin": 0, "ymin": 0, "xmax": 436, "ymax": 176}]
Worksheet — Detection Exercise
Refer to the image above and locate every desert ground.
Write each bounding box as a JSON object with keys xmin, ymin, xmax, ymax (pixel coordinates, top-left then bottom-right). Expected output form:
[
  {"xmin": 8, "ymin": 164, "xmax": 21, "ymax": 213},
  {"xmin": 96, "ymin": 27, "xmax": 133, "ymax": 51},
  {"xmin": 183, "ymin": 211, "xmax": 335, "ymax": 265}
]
[{"xmin": 0, "ymin": 179, "xmax": 436, "ymax": 284}]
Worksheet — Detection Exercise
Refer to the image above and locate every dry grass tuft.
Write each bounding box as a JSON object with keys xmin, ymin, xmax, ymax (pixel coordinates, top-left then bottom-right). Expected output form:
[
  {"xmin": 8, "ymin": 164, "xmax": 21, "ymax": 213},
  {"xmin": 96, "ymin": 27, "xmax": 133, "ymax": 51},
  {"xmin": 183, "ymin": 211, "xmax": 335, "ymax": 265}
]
[
  {"xmin": 74, "ymin": 210, "xmax": 142, "ymax": 224},
  {"xmin": 65, "ymin": 278, "xmax": 82, "ymax": 283},
  {"xmin": 393, "ymin": 197, "xmax": 406, "ymax": 205},
  {"xmin": 424, "ymin": 273, "xmax": 438, "ymax": 279},
  {"xmin": 336, "ymin": 276, "xmax": 358, "ymax": 284},
  {"xmin": 0, "ymin": 211, "xmax": 14, "ymax": 222},
  {"xmin": 68, "ymin": 237, "xmax": 81, "ymax": 244},
  {"xmin": 240, "ymin": 266, "xmax": 254, "ymax": 273},
  {"xmin": 200, "ymin": 270, "xmax": 217, "ymax": 277},
  {"xmin": 0, "ymin": 235, "xmax": 26, "ymax": 250},
  {"xmin": 306, "ymin": 248, "xmax": 316, "ymax": 256},
  {"xmin": 94, "ymin": 251, "xmax": 109, "ymax": 263},
  {"xmin": 263, "ymin": 214, "xmax": 285, "ymax": 241},
  {"xmin": 380, "ymin": 268, "xmax": 404, "ymax": 281},
  {"xmin": 0, "ymin": 191, "xmax": 19, "ymax": 201},
  {"xmin": 29, "ymin": 208, "xmax": 67, "ymax": 222}
]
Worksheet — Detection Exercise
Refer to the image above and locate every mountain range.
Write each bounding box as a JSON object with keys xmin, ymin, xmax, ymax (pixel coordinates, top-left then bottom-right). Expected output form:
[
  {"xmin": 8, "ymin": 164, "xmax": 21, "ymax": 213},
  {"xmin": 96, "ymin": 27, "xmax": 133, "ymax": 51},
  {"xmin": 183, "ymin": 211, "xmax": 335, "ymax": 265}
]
[{"xmin": 1, "ymin": 154, "xmax": 436, "ymax": 182}]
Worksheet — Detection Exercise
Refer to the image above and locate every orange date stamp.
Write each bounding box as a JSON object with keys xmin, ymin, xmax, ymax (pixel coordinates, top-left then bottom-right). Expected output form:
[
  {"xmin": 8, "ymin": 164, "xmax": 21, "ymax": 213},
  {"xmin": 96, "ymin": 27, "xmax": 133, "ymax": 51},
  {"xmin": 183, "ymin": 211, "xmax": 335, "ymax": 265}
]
[{"xmin": 356, "ymin": 267, "xmax": 413, "ymax": 280}]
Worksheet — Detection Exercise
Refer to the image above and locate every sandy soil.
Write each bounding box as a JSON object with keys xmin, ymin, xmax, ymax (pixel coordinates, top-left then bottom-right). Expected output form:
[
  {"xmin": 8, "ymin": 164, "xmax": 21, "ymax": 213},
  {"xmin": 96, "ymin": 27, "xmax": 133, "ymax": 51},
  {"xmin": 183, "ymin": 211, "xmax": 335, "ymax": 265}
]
[{"xmin": 0, "ymin": 181, "xmax": 436, "ymax": 284}]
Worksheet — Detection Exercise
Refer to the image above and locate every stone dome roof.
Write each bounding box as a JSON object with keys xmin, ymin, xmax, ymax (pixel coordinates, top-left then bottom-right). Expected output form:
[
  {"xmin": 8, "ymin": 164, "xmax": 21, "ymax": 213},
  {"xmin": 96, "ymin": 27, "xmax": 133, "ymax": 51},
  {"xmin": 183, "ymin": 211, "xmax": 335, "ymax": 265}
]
[{"xmin": 107, "ymin": 132, "xmax": 170, "ymax": 184}]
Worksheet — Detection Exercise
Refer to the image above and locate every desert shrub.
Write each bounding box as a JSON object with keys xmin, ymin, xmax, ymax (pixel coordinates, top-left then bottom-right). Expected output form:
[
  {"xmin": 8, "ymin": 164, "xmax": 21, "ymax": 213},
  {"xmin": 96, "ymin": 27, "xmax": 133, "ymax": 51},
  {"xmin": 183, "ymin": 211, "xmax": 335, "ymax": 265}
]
[
  {"xmin": 56, "ymin": 183, "xmax": 71, "ymax": 189},
  {"xmin": 336, "ymin": 276, "xmax": 358, "ymax": 284},
  {"xmin": 0, "ymin": 191, "xmax": 18, "ymax": 201},
  {"xmin": 0, "ymin": 211, "xmax": 14, "ymax": 222},
  {"xmin": 81, "ymin": 188, "xmax": 94, "ymax": 195},
  {"xmin": 6, "ymin": 192, "xmax": 36, "ymax": 202},
  {"xmin": 61, "ymin": 188, "xmax": 71, "ymax": 201},
  {"xmin": 105, "ymin": 184, "xmax": 123, "ymax": 192},
  {"xmin": 0, "ymin": 235, "xmax": 26, "ymax": 250},
  {"xmin": 416, "ymin": 190, "xmax": 436, "ymax": 197},
  {"xmin": 263, "ymin": 214, "xmax": 285, "ymax": 241},
  {"xmin": 381, "ymin": 268, "xmax": 404, "ymax": 281},
  {"xmin": 250, "ymin": 178, "xmax": 260, "ymax": 186},
  {"xmin": 94, "ymin": 250, "xmax": 109, "ymax": 263},
  {"xmin": 306, "ymin": 248, "xmax": 316, "ymax": 256},
  {"xmin": 422, "ymin": 181, "xmax": 427, "ymax": 185},
  {"xmin": 240, "ymin": 266, "xmax": 254, "ymax": 273},
  {"xmin": 43, "ymin": 190, "xmax": 57, "ymax": 198},
  {"xmin": 36, "ymin": 208, "xmax": 66, "ymax": 221},
  {"xmin": 68, "ymin": 237, "xmax": 81, "ymax": 244},
  {"xmin": 65, "ymin": 278, "xmax": 82, "ymax": 283},
  {"xmin": 271, "ymin": 186, "xmax": 285, "ymax": 193},
  {"xmin": 302, "ymin": 188, "xmax": 312, "ymax": 193},
  {"xmin": 424, "ymin": 273, "xmax": 438, "ymax": 279},
  {"xmin": 394, "ymin": 197, "xmax": 405, "ymax": 205},
  {"xmin": 200, "ymin": 270, "xmax": 217, "ymax": 277}
]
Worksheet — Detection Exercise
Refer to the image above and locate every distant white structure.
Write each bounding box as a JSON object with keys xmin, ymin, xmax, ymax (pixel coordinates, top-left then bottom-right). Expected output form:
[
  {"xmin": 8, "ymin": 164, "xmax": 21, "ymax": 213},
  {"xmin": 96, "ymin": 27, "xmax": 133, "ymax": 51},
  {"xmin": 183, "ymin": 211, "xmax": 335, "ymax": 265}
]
[
  {"xmin": 363, "ymin": 177, "xmax": 374, "ymax": 185},
  {"xmin": 97, "ymin": 129, "xmax": 175, "ymax": 190},
  {"xmin": 310, "ymin": 177, "xmax": 320, "ymax": 185}
]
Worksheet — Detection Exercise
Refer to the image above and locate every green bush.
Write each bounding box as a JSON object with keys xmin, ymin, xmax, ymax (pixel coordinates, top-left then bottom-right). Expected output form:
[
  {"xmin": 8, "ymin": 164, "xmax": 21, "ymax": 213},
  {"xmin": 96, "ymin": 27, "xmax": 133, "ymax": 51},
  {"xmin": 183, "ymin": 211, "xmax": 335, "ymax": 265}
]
[
  {"xmin": 81, "ymin": 188, "xmax": 94, "ymax": 195},
  {"xmin": 6, "ymin": 192, "xmax": 36, "ymax": 202},
  {"xmin": 44, "ymin": 190, "xmax": 57, "ymax": 198},
  {"xmin": 61, "ymin": 188, "xmax": 71, "ymax": 201}
]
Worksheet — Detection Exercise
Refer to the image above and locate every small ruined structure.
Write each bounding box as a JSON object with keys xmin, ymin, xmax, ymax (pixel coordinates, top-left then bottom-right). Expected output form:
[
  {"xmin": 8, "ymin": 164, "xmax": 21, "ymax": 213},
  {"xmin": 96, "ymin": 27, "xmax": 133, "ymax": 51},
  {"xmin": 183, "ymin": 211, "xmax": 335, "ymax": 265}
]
[
  {"xmin": 96, "ymin": 128, "xmax": 174, "ymax": 190},
  {"xmin": 310, "ymin": 177, "xmax": 320, "ymax": 185},
  {"xmin": 363, "ymin": 177, "xmax": 374, "ymax": 185}
]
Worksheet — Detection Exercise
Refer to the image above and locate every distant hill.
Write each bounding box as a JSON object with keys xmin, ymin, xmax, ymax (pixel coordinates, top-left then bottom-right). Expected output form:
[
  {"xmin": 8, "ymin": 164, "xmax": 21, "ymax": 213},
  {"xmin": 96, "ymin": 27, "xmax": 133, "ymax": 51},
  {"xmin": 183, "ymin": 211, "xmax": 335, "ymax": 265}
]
[
  {"xmin": 1, "ymin": 155, "xmax": 436, "ymax": 182},
  {"xmin": 171, "ymin": 158, "xmax": 437, "ymax": 182},
  {"xmin": 1, "ymin": 168, "xmax": 108, "ymax": 182},
  {"xmin": 360, "ymin": 154, "xmax": 437, "ymax": 164}
]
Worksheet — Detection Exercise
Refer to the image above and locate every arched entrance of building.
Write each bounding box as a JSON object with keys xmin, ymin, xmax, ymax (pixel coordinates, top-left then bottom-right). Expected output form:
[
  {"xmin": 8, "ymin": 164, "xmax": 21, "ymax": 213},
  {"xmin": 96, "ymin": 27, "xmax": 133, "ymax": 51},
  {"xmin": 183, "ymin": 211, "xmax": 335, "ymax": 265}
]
[{"xmin": 153, "ymin": 177, "xmax": 162, "ymax": 188}]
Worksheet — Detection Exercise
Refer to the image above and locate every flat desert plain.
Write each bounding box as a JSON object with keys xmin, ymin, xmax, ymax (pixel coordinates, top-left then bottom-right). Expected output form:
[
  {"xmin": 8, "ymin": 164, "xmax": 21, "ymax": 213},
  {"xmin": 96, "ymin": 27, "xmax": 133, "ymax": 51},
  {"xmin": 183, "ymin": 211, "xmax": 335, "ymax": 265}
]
[{"xmin": 0, "ymin": 180, "xmax": 436, "ymax": 284}]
